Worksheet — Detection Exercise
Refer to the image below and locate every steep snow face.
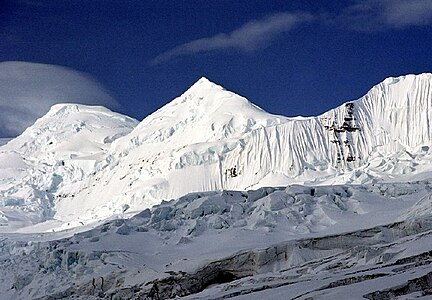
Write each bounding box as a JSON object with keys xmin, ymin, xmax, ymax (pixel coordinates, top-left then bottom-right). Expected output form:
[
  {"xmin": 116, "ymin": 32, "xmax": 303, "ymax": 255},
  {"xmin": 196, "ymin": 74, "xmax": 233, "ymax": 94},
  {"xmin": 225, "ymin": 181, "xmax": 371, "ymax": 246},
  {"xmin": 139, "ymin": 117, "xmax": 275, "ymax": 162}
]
[
  {"xmin": 241, "ymin": 73, "xmax": 432, "ymax": 186},
  {"xmin": 57, "ymin": 74, "xmax": 432, "ymax": 227},
  {"xmin": 0, "ymin": 104, "xmax": 138, "ymax": 229}
]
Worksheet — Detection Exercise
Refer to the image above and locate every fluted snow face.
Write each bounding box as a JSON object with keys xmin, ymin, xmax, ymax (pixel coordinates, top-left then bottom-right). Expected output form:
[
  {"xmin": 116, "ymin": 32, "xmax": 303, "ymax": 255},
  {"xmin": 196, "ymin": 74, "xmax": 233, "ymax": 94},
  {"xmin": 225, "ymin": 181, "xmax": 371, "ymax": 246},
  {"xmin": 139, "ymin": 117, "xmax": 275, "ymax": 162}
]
[{"xmin": 357, "ymin": 74, "xmax": 432, "ymax": 150}]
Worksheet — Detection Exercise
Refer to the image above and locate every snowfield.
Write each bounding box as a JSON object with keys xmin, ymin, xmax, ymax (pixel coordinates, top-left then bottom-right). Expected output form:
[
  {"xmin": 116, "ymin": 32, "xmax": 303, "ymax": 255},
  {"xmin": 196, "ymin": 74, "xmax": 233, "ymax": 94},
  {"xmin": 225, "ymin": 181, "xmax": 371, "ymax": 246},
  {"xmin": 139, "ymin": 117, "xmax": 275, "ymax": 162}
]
[{"xmin": 0, "ymin": 74, "xmax": 432, "ymax": 299}]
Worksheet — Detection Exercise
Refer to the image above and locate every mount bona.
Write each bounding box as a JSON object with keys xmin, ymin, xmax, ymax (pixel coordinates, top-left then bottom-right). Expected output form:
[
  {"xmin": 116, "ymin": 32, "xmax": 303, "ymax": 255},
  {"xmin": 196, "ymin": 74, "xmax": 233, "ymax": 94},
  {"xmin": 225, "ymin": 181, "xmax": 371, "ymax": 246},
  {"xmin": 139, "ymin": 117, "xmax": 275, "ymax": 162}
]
[
  {"xmin": 2, "ymin": 74, "xmax": 432, "ymax": 300},
  {"xmin": 1, "ymin": 74, "xmax": 432, "ymax": 231}
]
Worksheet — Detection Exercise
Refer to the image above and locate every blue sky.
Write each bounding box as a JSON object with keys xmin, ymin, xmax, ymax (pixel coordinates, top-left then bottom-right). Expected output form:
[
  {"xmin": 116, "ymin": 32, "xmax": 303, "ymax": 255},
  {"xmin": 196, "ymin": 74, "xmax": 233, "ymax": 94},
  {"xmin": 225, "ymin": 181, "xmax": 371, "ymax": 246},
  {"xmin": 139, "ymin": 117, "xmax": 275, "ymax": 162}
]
[{"xmin": 1, "ymin": 0, "xmax": 432, "ymax": 136}]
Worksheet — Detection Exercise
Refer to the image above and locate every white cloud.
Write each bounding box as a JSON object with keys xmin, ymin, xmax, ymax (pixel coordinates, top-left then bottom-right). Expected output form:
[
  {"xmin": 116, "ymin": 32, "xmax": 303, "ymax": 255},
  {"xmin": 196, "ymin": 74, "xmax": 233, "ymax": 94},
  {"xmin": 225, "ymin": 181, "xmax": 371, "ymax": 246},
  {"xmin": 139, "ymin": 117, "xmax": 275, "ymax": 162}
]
[
  {"xmin": 341, "ymin": 0, "xmax": 432, "ymax": 30},
  {"xmin": 0, "ymin": 61, "xmax": 118, "ymax": 137},
  {"xmin": 151, "ymin": 3, "xmax": 431, "ymax": 64},
  {"xmin": 381, "ymin": 0, "xmax": 432, "ymax": 27},
  {"xmin": 150, "ymin": 12, "xmax": 312, "ymax": 65}
]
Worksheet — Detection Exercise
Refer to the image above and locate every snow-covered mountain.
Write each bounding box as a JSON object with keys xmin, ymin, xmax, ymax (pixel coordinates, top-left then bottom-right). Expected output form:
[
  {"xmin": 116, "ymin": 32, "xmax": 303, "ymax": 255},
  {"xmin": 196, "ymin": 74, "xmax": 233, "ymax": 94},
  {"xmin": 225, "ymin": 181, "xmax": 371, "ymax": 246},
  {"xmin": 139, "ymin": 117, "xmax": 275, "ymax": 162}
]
[
  {"xmin": 51, "ymin": 73, "xmax": 432, "ymax": 228},
  {"xmin": 0, "ymin": 104, "xmax": 138, "ymax": 230},
  {"xmin": 1, "ymin": 73, "xmax": 432, "ymax": 299},
  {"xmin": 1, "ymin": 74, "xmax": 432, "ymax": 230}
]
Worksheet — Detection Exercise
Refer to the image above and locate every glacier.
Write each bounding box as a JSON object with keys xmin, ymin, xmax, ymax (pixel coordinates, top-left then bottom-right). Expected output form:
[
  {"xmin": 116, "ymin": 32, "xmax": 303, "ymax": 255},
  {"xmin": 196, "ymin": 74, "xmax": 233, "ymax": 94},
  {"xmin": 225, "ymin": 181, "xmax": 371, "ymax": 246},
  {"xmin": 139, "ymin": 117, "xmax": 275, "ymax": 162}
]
[{"xmin": 0, "ymin": 73, "xmax": 432, "ymax": 299}]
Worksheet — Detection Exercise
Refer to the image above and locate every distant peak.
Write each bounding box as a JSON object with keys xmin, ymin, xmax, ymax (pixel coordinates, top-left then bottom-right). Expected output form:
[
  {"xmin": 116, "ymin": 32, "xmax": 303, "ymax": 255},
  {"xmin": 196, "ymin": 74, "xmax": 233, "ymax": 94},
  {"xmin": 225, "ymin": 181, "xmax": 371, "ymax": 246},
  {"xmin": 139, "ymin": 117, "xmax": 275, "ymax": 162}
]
[
  {"xmin": 190, "ymin": 76, "xmax": 220, "ymax": 88},
  {"xmin": 45, "ymin": 103, "xmax": 111, "ymax": 118},
  {"xmin": 196, "ymin": 76, "xmax": 213, "ymax": 85},
  {"xmin": 47, "ymin": 103, "xmax": 80, "ymax": 115}
]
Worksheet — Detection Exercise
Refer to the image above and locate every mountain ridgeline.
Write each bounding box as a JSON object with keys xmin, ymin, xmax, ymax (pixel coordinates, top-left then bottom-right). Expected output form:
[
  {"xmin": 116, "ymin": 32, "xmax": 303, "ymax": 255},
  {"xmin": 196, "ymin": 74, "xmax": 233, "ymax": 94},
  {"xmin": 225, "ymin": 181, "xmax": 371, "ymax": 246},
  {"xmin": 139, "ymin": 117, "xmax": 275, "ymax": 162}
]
[{"xmin": 1, "ymin": 74, "xmax": 432, "ymax": 229}]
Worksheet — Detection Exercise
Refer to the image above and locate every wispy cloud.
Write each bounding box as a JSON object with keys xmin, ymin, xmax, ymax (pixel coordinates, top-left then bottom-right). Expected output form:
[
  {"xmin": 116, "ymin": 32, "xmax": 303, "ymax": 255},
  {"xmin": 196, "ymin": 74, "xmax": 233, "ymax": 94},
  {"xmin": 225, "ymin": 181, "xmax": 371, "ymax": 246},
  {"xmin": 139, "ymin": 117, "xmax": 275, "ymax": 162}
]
[
  {"xmin": 150, "ymin": 12, "xmax": 313, "ymax": 65},
  {"xmin": 381, "ymin": 0, "xmax": 432, "ymax": 27},
  {"xmin": 0, "ymin": 61, "xmax": 118, "ymax": 137},
  {"xmin": 152, "ymin": 2, "xmax": 432, "ymax": 65},
  {"xmin": 341, "ymin": 0, "xmax": 432, "ymax": 31}
]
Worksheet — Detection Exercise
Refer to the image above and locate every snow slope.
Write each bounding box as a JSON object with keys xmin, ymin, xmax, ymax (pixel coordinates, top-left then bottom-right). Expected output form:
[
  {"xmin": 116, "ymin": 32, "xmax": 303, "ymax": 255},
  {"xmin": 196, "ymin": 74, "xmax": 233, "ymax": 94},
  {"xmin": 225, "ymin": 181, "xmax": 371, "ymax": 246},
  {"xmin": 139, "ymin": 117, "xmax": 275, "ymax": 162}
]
[
  {"xmin": 0, "ymin": 104, "xmax": 138, "ymax": 230},
  {"xmin": 54, "ymin": 74, "xmax": 432, "ymax": 228}
]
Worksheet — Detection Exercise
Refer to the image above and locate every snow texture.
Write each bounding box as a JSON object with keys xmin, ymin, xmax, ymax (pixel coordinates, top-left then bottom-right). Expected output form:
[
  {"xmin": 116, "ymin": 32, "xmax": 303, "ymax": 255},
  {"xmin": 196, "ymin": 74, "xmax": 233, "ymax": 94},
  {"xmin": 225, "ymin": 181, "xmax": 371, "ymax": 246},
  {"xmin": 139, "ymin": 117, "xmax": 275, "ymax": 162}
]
[
  {"xmin": 0, "ymin": 183, "xmax": 431, "ymax": 299},
  {"xmin": 2, "ymin": 74, "xmax": 432, "ymax": 230}
]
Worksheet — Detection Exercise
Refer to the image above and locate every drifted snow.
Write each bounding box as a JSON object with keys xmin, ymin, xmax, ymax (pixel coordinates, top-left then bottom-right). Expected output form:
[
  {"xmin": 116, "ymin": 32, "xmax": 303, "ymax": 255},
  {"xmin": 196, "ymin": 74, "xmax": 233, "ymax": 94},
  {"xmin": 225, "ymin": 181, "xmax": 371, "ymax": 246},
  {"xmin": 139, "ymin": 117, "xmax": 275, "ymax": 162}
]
[{"xmin": 0, "ymin": 183, "xmax": 431, "ymax": 299}]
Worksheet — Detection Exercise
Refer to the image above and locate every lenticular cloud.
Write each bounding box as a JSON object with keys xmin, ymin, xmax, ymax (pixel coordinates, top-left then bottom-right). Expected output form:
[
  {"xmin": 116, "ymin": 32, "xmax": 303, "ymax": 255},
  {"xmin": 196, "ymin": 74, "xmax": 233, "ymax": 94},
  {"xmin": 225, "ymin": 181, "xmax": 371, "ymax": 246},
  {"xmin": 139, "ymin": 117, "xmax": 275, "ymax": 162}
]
[{"xmin": 0, "ymin": 61, "xmax": 118, "ymax": 137}]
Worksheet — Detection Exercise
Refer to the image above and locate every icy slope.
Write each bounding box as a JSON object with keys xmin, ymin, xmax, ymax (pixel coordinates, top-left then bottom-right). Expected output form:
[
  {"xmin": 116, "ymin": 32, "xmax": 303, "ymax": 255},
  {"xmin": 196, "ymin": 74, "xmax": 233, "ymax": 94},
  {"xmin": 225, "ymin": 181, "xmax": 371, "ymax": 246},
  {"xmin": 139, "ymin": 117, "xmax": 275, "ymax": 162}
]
[
  {"xmin": 59, "ymin": 74, "xmax": 432, "ymax": 226},
  {"xmin": 0, "ymin": 104, "xmax": 138, "ymax": 229},
  {"xmin": 1, "ymin": 182, "xmax": 432, "ymax": 299}
]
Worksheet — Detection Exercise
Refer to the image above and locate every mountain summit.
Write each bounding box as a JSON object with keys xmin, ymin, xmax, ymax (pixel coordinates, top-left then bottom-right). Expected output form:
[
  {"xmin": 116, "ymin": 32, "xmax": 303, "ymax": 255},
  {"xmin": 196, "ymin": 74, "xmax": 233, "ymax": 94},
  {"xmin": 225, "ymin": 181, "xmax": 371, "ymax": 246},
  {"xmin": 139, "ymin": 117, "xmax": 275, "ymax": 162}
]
[
  {"xmin": 114, "ymin": 77, "xmax": 287, "ymax": 153},
  {"xmin": 1, "ymin": 74, "xmax": 432, "ymax": 230}
]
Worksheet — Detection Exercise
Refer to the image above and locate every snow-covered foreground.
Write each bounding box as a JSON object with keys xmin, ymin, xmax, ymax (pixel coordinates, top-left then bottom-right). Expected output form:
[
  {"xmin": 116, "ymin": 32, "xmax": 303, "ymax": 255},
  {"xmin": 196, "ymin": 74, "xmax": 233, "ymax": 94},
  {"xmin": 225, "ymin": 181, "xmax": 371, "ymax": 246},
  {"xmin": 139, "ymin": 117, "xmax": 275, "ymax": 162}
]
[{"xmin": 0, "ymin": 182, "xmax": 431, "ymax": 299}]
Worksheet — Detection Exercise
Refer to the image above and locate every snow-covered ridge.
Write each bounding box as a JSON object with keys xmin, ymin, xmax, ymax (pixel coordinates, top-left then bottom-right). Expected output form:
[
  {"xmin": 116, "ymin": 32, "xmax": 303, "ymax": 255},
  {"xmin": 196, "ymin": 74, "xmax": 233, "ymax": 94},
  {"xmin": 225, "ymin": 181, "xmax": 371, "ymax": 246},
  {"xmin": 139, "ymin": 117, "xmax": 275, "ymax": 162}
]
[
  {"xmin": 1, "ymin": 73, "xmax": 432, "ymax": 230},
  {"xmin": 2, "ymin": 73, "xmax": 432, "ymax": 300},
  {"xmin": 5, "ymin": 103, "xmax": 138, "ymax": 160}
]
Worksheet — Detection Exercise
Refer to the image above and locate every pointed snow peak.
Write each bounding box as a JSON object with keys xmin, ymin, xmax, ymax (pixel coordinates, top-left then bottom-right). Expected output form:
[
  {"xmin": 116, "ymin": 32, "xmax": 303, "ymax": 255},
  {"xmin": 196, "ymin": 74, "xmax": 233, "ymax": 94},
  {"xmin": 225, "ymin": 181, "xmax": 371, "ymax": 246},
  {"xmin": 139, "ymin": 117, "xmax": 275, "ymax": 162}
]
[
  {"xmin": 119, "ymin": 76, "xmax": 286, "ymax": 151},
  {"xmin": 196, "ymin": 76, "xmax": 213, "ymax": 85},
  {"xmin": 158, "ymin": 76, "xmax": 242, "ymax": 112},
  {"xmin": 184, "ymin": 76, "xmax": 225, "ymax": 97},
  {"xmin": 194, "ymin": 76, "xmax": 217, "ymax": 87},
  {"xmin": 169, "ymin": 77, "xmax": 262, "ymax": 116}
]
